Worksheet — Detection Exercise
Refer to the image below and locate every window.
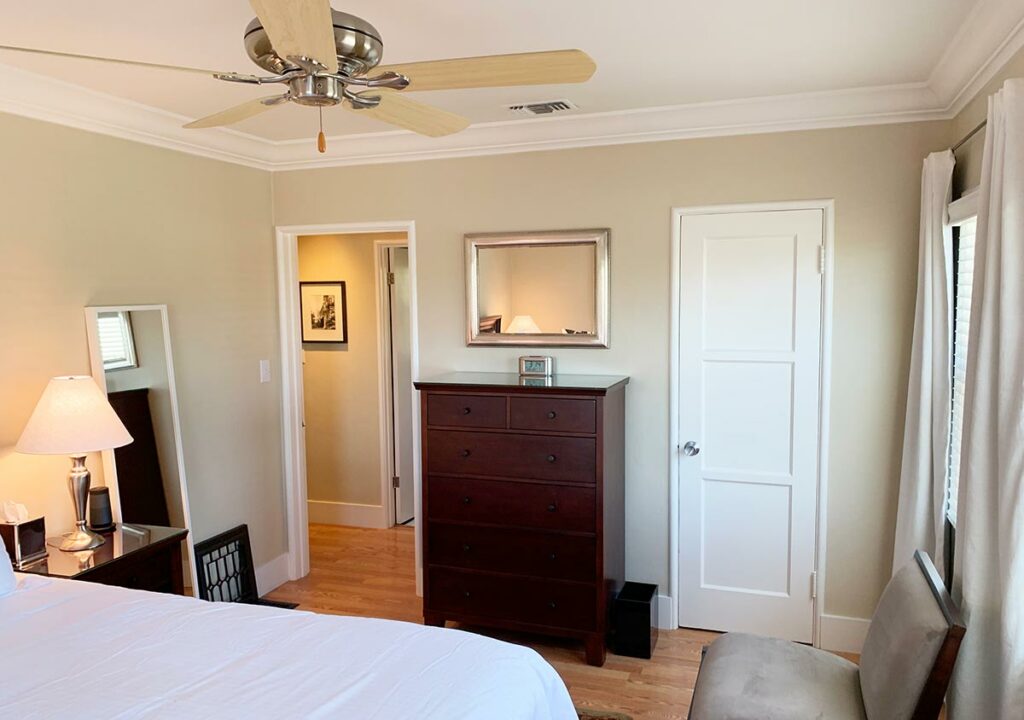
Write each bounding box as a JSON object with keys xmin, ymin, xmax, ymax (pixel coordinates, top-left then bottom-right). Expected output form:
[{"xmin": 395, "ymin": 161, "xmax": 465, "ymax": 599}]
[
  {"xmin": 946, "ymin": 217, "xmax": 976, "ymax": 527},
  {"xmin": 97, "ymin": 311, "xmax": 138, "ymax": 371}
]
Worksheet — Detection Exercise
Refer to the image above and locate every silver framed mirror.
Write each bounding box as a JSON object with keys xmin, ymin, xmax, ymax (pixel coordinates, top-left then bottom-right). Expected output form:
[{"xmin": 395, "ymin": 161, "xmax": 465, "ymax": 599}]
[{"xmin": 465, "ymin": 229, "xmax": 609, "ymax": 347}]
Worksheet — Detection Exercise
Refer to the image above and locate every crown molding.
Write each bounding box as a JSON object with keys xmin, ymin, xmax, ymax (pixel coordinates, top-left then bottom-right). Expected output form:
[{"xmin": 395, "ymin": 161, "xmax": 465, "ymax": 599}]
[
  {"xmin": 263, "ymin": 83, "xmax": 945, "ymax": 170},
  {"xmin": 0, "ymin": 64, "xmax": 273, "ymax": 170},
  {"xmin": 1, "ymin": 2, "xmax": 1021, "ymax": 171},
  {"xmin": 929, "ymin": 0, "xmax": 1024, "ymax": 115}
]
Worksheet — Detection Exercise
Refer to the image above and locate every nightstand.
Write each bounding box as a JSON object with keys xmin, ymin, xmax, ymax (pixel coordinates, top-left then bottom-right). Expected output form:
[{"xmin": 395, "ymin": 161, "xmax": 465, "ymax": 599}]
[{"xmin": 22, "ymin": 523, "xmax": 188, "ymax": 595}]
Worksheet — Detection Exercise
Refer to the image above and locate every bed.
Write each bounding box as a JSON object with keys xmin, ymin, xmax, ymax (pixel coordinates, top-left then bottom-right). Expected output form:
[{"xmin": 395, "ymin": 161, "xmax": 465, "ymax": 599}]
[{"xmin": 0, "ymin": 573, "xmax": 578, "ymax": 719}]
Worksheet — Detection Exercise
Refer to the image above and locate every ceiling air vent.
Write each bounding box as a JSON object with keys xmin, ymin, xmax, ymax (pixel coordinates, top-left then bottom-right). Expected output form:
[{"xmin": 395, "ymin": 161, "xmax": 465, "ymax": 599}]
[{"xmin": 507, "ymin": 100, "xmax": 579, "ymax": 116}]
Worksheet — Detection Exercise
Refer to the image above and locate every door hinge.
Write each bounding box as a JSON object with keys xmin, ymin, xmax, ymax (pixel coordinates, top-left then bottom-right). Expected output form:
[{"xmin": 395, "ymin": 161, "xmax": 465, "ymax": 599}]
[
  {"xmin": 817, "ymin": 246, "xmax": 826, "ymax": 274},
  {"xmin": 392, "ymin": 475, "xmax": 400, "ymax": 488},
  {"xmin": 810, "ymin": 571, "xmax": 818, "ymax": 599},
  {"xmin": 387, "ymin": 271, "xmax": 395, "ymax": 285}
]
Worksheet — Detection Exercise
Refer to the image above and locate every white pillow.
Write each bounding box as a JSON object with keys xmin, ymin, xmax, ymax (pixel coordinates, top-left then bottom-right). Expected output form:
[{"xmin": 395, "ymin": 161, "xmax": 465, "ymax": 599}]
[{"xmin": 0, "ymin": 541, "xmax": 16, "ymax": 596}]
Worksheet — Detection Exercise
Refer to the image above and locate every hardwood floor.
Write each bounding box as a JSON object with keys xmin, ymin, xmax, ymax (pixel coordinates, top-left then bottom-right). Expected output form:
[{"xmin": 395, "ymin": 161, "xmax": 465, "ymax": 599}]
[{"xmin": 265, "ymin": 524, "xmax": 828, "ymax": 719}]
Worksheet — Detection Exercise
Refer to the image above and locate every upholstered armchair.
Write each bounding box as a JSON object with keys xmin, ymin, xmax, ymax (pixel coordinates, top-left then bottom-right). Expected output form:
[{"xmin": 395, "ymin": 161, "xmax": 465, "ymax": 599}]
[{"xmin": 688, "ymin": 551, "xmax": 965, "ymax": 720}]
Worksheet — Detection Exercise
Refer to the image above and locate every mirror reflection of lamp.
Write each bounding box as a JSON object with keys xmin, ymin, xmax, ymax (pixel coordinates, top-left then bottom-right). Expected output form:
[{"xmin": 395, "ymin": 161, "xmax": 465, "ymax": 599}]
[
  {"xmin": 505, "ymin": 315, "xmax": 542, "ymax": 334},
  {"xmin": 16, "ymin": 376, "xmax": 133, "ymax": 552}
]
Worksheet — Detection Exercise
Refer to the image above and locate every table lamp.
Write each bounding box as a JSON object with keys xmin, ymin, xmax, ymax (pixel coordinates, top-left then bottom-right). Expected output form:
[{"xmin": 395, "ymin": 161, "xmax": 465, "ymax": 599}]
[
  {"xmin": 506, "ymin": 315, "xmax": 542, "ymax": 334},
  {"xmin": 16, "ymin": 376, "xmax": 133, "ymax": 551}
]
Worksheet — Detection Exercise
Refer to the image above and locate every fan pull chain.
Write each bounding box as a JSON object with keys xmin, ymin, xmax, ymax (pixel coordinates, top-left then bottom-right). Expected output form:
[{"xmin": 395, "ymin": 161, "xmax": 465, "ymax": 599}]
[{"xmin": 317, "ymin": 106, "xmax": 327, "ymax": 153}]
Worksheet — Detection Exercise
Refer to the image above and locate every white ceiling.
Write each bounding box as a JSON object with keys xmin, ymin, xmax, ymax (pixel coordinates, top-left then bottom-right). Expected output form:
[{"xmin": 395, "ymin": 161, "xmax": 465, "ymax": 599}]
[{"xmin": 0, "ymin": 0, "xmax": 1021, "ymax": 168}]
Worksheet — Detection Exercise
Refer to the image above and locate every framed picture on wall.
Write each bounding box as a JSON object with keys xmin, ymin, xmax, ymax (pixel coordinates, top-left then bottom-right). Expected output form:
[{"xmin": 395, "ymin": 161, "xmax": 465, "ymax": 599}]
[{"xmin": 300, "ymin": 281, "xmax": 348, "ymax": 343}]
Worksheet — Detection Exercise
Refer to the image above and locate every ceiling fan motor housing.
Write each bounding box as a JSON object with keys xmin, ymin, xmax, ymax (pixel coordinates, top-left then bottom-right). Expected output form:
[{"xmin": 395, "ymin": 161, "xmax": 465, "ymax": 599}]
[
  {"xmin": 243, "ymin": 9, "xmax": 383, "ymax": 77},
  {"xmin": 288, "ymin": 75, "xmax": 343, "ymax": 107}
]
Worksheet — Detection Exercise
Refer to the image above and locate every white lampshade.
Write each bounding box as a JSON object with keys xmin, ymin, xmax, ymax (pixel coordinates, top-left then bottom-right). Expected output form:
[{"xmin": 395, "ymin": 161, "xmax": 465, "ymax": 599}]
[
  {"xmin": 16, "ymin": 376, "xmax": 133, "ymax": 455},
  {"xmin": 506, "ymin": 315, "xmax": 543, "ymax": 334}
]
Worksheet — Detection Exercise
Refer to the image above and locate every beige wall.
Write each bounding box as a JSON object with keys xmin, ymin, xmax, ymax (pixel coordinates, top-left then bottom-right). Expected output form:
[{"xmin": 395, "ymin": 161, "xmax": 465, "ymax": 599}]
[
  {"xmin": 298, "ymin": 232, "xmax": 404, "ymax": 507},
  {"xmin": 274, "ymin": 121, "xmax": 950, "ymax": 619},
  {"xmin": 952, "ymin": 45, "xmax": 1024, "ymax": 196},
  {"xmin": 0, "ymin": 113, "xmax": 284, "ymax": 566}
]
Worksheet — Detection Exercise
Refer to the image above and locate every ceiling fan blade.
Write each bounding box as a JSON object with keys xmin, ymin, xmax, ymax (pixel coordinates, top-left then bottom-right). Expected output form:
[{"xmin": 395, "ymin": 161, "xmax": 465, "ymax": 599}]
[
  {"xmin": 350, "ymin": 90, "xmax": 469, "ymax": 137},
  {"xmin": 0, "ymin": 44, "xmax": 256, "ymax": 79},
  {"xmin": 376, "ymin": 50, "xmax": 596, "ymax": 92},
  {"xmin": 249, "ymin": 0, "xmax": 338, "ymax": 74},
  {"xmin": 184, "ymin": 94, "xmax": 289, "ymax": 129}
]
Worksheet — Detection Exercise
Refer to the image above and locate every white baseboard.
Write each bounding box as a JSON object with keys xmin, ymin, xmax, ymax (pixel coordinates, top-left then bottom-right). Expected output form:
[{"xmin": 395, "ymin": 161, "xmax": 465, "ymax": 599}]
[
  {"xmin": 657, "ymin": 594, "xmax": 676, "ymax": 630},
  {"xmin": 307, "ymin": 500, "xmax": 388, "ymax": 529},
  {"xmin": 255, "ymin": 552, "xmax": 291, "ymax": 596},
  {"xmin": 819, "ymin": 614, "xmax": 871, "ymax": 653}
]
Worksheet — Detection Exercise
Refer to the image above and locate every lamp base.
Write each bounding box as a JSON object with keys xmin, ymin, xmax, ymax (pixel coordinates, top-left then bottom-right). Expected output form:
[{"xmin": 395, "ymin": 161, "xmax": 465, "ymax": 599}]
[
  {"xmin": 59, "ymin": 456, "xmax": 106, "ymax": 552},
  {"xmin": 57, "ymin": 526, "xmax": 106, "ymax": 552}
]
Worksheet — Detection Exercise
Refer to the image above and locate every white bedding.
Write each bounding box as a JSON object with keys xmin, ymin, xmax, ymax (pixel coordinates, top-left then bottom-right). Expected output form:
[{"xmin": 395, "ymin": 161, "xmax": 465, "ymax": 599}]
[{"xmin": 0, "ymin": 574, "xmax": 577, "ymax": 719}]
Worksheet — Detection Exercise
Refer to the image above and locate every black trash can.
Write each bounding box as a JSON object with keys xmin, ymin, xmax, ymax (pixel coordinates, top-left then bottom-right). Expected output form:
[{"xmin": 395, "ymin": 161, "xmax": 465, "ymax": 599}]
[{"xmin": 612, "ymin": 581, "xmax": 658, "ymax": 658}]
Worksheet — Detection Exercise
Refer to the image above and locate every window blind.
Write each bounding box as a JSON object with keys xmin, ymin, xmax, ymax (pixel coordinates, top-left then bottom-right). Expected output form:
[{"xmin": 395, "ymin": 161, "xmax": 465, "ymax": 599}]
[
  {"xmin": 947, "ymin": 217, "xmax": 976, "ymax": 526},
  {"xmin": 97, "ymin": 311, "xmax": 137, "ymax": 370}
]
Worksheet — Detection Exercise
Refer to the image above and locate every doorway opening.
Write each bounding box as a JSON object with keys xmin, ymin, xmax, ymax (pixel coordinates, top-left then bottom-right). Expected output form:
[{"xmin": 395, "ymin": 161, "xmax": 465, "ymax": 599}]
[
  {"xmin": 296, "ymin": 231, "xmax": 412, "ymax": 529},
  {"xmin": 275, "ymin": 222, "xmax": 423, "ymax": 598}
]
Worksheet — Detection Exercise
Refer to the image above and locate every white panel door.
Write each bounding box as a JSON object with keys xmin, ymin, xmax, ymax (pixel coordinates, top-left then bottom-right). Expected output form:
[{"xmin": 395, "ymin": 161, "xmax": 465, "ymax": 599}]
[
  {"xmin": 389, "ymin": 247, "xmax": 415, "ymax": 524},
  {"xmin": 678, "ymin": 209, "xmax": 824, "ymax": 642}
]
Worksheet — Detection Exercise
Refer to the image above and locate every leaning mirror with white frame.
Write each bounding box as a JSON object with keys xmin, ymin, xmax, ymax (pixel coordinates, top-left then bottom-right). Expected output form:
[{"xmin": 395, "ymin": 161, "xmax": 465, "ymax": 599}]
[
  {"xmin": 84, "ymin": 305, "xmax": 198, "ymax": 596},
  {"xmin": 466, "ymin": 229, "xmax": 609, "ymax": 347}
]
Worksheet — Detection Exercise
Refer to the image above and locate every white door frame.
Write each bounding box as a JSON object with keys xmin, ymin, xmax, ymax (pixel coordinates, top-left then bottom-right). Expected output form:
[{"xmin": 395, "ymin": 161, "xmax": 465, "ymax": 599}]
[
  {"xmin": 668, "ymin": 200, "xmax": 835, "ymax": 646},
  {"xmin": 373, "ymin": 239, "xmax": 411, "ymax": 528},
  {"xmin": 274, "ymin": 221, "xmax": 423, "ymax": 594}
]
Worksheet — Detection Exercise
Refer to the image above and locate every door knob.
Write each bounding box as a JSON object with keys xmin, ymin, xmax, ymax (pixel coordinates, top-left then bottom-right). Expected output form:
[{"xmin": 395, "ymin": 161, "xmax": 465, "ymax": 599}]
[{"xmin": 682, "ymin": 441, "xmax": 700, "ymax": 456}]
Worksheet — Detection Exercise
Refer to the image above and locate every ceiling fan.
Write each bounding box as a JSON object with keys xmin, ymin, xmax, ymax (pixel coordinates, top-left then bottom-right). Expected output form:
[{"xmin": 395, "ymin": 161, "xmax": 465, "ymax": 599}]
[{"xmin": 0, "ymin": 0, "xmax": 597, "ymax": 152}]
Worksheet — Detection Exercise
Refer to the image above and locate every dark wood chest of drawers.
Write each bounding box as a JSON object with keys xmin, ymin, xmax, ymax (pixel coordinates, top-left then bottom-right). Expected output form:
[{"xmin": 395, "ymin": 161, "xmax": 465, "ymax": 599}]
[{"xmin": 415, "ymin": 372, "xmax": 627, "ymax": 666}]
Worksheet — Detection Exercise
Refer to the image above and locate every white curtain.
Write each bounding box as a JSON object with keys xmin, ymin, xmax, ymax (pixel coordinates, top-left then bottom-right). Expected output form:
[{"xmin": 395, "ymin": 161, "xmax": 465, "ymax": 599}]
[
  {"xmin": 949, "ymin": 78, "xmax": 1024, "ymax": 719},
  {"xmin": 892, "ymin": 150, "xmax": 955, "ymax": 577}
]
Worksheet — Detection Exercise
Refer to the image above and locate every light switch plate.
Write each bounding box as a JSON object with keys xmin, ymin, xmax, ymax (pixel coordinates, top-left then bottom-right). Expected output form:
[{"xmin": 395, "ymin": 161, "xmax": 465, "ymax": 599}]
[{"xmin": 259, "ymin": 359, "xmax": 271, "ymax": 383}]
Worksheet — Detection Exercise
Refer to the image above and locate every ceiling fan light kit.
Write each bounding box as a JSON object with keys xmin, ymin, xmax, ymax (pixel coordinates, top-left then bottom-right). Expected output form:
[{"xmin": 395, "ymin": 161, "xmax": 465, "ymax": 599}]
[{"xmin": 0, "ymin": 1, "xmax": 597, "ymax": 154}]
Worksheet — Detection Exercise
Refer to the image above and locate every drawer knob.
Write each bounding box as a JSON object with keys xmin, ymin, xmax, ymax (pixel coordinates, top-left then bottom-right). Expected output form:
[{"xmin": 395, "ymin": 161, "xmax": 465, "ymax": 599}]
[
  {"xmin": 549, "ymin": 552, "xmax": 557, "ymax": 561},
  {"xmin": 462, "ymin": 543, "xmax": 471, "ymax": 552},
  {"xmin": 546, "ymin": 454, "xmax": 557, "ymax": 463},
  {"xmin": 460, "ymin": 449, "xmax": 471, "ymax": 458},
  {"xmin": 547, "ymin": 410, "xmax": 557, "ymax": 419},
  {"xmin": 462, "ymin": 407, "xmax": 472, "ymax": 415},
  {"xmin": 464, "ymin": 591, "xmax": 471, "ymax": 598},
  {"xmin": 549, "ymin": 601, "xmax": 557, "ymax": 609},
  {"xmin": 462, "ymin": 496, "xmax": 472, "ymax": 505},
  {"xmin": 546, "ymin": 503, "xmax": 557, "ymax": 513}
]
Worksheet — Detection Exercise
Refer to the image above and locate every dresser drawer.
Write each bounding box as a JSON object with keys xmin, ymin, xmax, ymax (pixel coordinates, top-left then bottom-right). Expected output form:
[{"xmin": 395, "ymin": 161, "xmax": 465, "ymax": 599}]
[
  {"xmin": 427, "ymin": 394, "xmax": 506, "ymax": 429},
  {"xmin": 427, "ymin": 430, "xmax": 596, "ymax": 483},
  {"xmin": 428, "ymin": 477, "xmax": 596, "ymax": 532},
  {"xmin": 510, "ymin": 397, "xmax": 596, "ymax": 434},
  {"xmin": 429, "ymin": 523, "xmax": 596, "ymax": 582},
  {"xmin": 428, "ymin": 567, "xmax": 596, "ymax": 631}
]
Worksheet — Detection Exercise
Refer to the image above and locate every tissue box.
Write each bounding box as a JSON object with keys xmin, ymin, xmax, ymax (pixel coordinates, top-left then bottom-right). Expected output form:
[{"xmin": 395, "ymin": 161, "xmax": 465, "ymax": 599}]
[{"xmin": 0, "ymin": 517, "xmax": 47, "ymax": 569}]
